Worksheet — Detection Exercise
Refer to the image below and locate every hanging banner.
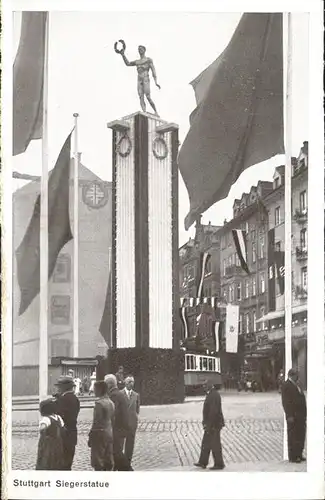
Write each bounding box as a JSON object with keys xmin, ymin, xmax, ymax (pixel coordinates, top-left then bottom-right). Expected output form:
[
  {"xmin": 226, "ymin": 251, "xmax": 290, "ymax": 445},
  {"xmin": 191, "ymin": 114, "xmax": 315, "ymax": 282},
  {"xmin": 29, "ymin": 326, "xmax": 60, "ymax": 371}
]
[
  {"xmin": 268, "ymin": 228, "xmax": 276, "ymax": 311},
  {"xmin": 225, "ymin": 304, "xmax": 239, "ymax": 353},
  {"xmin": 274, "ymin": 250, "xmax": 285, "ymax": 295}
]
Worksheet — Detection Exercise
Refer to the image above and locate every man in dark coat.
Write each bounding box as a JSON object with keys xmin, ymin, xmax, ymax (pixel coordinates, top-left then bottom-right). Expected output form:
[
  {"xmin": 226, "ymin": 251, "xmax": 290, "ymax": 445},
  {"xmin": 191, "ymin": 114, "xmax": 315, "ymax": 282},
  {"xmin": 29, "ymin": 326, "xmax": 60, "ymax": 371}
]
[
  {"xmin": 105, "ymin": 374, "xmax": 133, "ymax": 471},
  {"xmin": 121, "ymin": 375, "xmax": 140, "ymax": 466},
  {"xmin": 54, "ymin": 375, "xmax": 80, "ymax": 470},
  {"xmin": 281, "ymin": 368, "xmax": 306, "ymax": 463},
  {"xmin": 194, "ymin": 380, "xmax": 225, "ymax": 470}
]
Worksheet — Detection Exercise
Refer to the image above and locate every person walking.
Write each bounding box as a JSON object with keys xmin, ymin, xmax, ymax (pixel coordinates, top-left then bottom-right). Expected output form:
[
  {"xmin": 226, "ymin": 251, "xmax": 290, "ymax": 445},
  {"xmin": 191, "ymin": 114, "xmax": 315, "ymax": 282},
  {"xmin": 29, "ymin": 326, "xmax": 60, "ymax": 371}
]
[
  {"xmin": 36, "ymin": 398, "xmax": 65, "ymax": 470},
  {"xmin": 121, "ymin": 375, "xmax": 140, "ymax": 466},
  {"xmin": 281, "ymin": 368, "xmax": 306, "ymax": 463},
  {"xmin": 88, "ymin": 381, "xmax": 115, "ymax": 471},
  {"xmin": 194, "ymin": 380, "xmax": 225, "ymax": 470},
  {"xmin": 54, "ymin": 375, "xmax": 80, "ymax": 470},
  {"xmin": 105, "ymin": 374, "xmax": 133, "ymax": 471},
  {"xmin": 89, "ymin": 371, "xmax": 97, "ymax": 395}
]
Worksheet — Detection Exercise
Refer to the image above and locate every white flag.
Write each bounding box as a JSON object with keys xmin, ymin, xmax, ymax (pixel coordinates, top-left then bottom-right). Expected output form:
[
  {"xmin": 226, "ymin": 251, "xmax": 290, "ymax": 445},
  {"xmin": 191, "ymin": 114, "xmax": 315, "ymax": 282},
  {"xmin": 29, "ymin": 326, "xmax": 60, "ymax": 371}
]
[{"xmin": 225, "ymin": 304, "xmax": 239, "ymax": 353}]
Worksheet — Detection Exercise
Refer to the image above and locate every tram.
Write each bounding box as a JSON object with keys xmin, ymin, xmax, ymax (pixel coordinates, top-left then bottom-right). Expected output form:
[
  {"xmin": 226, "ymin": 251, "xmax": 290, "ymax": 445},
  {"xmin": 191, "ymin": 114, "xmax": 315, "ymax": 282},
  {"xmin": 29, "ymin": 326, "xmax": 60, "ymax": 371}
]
[{"xmin": 184, "ymin": 352, "xmax": 222, "ymax": 395}]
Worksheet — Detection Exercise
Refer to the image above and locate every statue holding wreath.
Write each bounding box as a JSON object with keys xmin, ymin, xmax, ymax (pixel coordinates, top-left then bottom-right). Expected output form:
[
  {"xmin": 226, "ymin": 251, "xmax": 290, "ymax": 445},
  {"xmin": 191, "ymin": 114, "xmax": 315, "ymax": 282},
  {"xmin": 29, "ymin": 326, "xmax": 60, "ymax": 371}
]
[{"xmin": 114, "ymin": 40, "xmax": 161, "ymax": 116}]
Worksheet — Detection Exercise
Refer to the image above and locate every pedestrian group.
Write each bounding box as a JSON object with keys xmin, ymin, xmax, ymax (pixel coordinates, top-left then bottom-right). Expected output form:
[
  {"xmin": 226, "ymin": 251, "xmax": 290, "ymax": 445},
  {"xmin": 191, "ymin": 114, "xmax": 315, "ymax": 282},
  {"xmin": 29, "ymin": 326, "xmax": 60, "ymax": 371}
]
[
  {"xmin": 35, "ymin": 368, "xmax": 140, "ymax": 471},
  {"xmin": 35, "ymin": 366, "xmax": 306, "ymax": 471}
]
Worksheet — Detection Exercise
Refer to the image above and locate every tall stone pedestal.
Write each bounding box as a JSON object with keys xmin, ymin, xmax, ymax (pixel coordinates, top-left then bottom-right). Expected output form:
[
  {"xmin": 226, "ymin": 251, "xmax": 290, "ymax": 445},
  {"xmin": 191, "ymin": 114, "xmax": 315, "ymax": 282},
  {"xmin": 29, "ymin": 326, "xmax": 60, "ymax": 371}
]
[{"xmin": 105, "ymin": 112, "xmax": 184, "ymax": 404}]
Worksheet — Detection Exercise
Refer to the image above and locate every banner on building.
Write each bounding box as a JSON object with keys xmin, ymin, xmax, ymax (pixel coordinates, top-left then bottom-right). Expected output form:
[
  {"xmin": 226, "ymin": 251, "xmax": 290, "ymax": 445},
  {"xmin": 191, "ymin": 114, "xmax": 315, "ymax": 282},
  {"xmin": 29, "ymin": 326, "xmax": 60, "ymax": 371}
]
[
  {"xmin": 225, "ymin": 304, "xmax": 239, "ymax": 353},
  {"xmin": 197, "ymin": 252, "xmax": 211, "ymax": 299},
  {"xmin": 232, "ymin": 229, "xmax": 250, "ymax": 274},
  {"xmin": 274, "ymin": 250, "xmax": 285, "ymax": 295},
  {"xmin": 268, "ymin": 228, "xmax": 276, "ymax": 311}
]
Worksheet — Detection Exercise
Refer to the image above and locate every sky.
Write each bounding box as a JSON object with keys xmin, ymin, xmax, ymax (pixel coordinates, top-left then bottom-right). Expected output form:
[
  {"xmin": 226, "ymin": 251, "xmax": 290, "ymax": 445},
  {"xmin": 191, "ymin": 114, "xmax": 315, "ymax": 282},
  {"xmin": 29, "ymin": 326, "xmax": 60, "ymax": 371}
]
[{"xmin": 12, "ymin": 11, "xmax": 309, "ymax": 245}]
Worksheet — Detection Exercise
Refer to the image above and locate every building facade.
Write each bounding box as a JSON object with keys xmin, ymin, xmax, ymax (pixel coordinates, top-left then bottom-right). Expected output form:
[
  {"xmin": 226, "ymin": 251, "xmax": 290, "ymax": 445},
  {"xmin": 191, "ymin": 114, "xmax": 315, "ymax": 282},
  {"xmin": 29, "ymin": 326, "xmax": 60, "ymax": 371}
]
[
  {"xmin": 178, "ymin": 142, "xmax": 310, "ymax": 389},
  {"xmin": 13, "ymin": 159, "xmax": 112, "ymax": 371}
]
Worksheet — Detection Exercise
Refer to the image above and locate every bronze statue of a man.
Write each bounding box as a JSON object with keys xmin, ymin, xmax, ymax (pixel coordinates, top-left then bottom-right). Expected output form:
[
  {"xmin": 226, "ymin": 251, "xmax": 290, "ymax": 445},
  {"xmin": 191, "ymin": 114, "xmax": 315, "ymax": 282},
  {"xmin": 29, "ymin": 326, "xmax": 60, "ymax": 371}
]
[{"xmin": 117, "ymin": 43, "xmax": 161, "ymax": 115}]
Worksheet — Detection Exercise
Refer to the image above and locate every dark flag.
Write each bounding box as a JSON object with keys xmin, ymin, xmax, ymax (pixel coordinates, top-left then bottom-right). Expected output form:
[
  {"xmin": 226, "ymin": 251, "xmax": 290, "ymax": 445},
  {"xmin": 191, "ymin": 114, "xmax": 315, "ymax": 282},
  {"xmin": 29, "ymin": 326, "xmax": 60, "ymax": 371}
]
[
  {"xmin": 13, "ymin": 12, "xmax": 47, "ymax": 156},
  {"xmin": 99, "ymin": 271, "xmax": 112, "ymax": 345},
  {"xmin": 197, "ymin": 252, "xmax": 211, "ymax": 299},
  {"xmin": 213, "ymin": 321, "xmax": 222, "ymax": 353},
  {"xmin": 232, "ymin": 229, "xmax": 250, "ymax": 275},
  {"xmin": 16, "ymin": 133, "xmax": 73, "ymax": 315},
  {"xmin": 274, "ymin": 250, "xmax": 285, "ymax": 295},
  {"xmin": 178, "ymin": 13, "xmax": 284, "ymax": 230}
]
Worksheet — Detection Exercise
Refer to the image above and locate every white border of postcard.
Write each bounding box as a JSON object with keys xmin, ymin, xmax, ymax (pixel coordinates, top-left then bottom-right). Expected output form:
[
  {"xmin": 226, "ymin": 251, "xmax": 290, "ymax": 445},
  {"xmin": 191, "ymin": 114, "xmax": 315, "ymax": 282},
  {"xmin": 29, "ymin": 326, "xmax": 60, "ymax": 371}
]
[{"xmin": 2, "ymin": 0, "xmax": 324, "ymax": 499}]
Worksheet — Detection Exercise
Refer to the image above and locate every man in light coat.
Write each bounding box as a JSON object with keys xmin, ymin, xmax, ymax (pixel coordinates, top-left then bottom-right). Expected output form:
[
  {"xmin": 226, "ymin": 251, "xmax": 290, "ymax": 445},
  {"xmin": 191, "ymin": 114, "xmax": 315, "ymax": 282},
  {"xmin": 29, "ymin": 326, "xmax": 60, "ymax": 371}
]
[{"xmin": 121, "ymin": 375, "xmax": 140, "ymax": 466}]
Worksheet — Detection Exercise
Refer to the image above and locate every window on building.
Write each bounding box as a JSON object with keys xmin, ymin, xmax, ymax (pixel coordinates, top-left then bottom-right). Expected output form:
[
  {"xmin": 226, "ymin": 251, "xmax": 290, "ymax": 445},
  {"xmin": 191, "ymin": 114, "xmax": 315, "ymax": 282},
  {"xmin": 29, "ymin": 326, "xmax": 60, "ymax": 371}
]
[
  {"xmin": 252, "ymin": 310, "xmax": 256, "ymax": 332},
  {"xmin": 275, "ymin": 241, "xmax": 281, "ymax": 252},
  {"xmin": 51, "ymin": 295, "xmax": 71, "ymax": 325},
  {"xmin": 229, "ymin": 284, "xmax": 234, "ymax": 303},
  {"xmin": 245, "ymin": 279, "xmax": 250, "ymax": 298},
  {"xmin": 235, "ymin": 253, "xmax": 240, "ymax": 267},
  {"xmin": 300, "ymin": 190, "xmax": 307, "ymax": 212},
  {"xmin": 231, "ymin": 253, "xmax": 236, "ymax": 266},
  {"xmin": 259, "ymin": 235, "xmax": 265, "ymax": 258},
  {"xmin": 260, "ymin": 306, "xmax": 266, "ymax": 330},
  {"xmin": 251, "ymin": 229, "xmax": 256, "ymax": 240},
  {"xmin": 245, "ymin": 313, "xmax": 250, "ymax": 333},
  {"xmin": 252, "ymin": 277, "xmax": 256, "ymax": 296},
  {"xmin": 51, "ymin": 338, "xmax": 71, "ymax": 358},
  {"xmin": 301, "ymin": 267, "xmax": 308, "ymax": 290},
  {"xmin": 275, "ymin": 206, "xmax": 281, "ymax": 226},
  {"xmin": 228, "ymin": 255, "xmax": 232, "ymax": 267},
  {"xmin": 53, "ymin": 254, "xmax": 71, "ymax": 283},
  {"xmin": 252, "ymin": 242, "xmax": 257, "ymax": 263},
  {"xmin": 223, "ymin": 259, "xmax": 226, "ymax": 276},
  {"xmin": 236, "ymin": 282, "xmax": 242, "ymax": 301},
  {"xmin": 300, "ymin": 228, "xmax": 307, "ymax": 250},
  {"xmin": 260, "ymin": 272, "xmax": 266, "ymax": 294},
  {"xmin": 238, "ymin": 314, "xmax": 243, "ymax": 334},
  {"xmin": 274, "ymin": 177, "xmax": 280, "ymax": 189},
  {"xmin": 245, "ymin": 222, "xmax": 249, "ymax": 233}
]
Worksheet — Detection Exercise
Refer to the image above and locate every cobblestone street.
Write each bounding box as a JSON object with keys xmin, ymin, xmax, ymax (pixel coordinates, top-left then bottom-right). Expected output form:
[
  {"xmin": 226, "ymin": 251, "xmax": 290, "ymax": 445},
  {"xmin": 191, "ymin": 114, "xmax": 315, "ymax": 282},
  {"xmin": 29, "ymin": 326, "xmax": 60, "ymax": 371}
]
[{"xmin": 11, "ymin": 392, "xmax": 307, "ymax": 472}]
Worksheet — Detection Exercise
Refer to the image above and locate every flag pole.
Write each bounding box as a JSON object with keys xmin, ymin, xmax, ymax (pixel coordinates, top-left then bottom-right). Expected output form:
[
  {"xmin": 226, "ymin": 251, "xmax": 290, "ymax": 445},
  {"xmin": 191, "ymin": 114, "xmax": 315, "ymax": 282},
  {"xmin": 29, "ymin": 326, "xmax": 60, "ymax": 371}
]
[
  {"xmin": 73, "ymin": 113, "xmax": 79, "ymax": 358},
  {"xmin": 283, "ymin": 11, "xmax": 293, "ymax": 461},
  {"xmin": 39, "ymin": 14, "xmax": 49, "ymax": 401}
]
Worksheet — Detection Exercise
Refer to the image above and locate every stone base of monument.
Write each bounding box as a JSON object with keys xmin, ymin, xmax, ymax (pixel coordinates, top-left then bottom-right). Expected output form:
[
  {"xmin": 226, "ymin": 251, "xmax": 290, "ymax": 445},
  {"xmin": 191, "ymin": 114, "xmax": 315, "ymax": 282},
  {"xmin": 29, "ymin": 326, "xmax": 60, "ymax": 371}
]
[{"xmin": 97, "ymin": 347, "xmax": 185, "ymax": 405}]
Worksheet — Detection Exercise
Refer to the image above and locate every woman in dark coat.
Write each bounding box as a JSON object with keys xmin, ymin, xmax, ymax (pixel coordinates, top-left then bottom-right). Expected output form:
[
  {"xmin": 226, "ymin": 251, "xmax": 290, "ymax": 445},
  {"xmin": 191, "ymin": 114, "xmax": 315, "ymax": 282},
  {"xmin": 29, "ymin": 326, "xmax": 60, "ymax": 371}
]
[
  {"xmin": 88, "ymin": 381, "xmax": 115, "ymax": 471},
  {"xmin": 36, "ymin": 398, "xmax": 65, "ymax": 470}
]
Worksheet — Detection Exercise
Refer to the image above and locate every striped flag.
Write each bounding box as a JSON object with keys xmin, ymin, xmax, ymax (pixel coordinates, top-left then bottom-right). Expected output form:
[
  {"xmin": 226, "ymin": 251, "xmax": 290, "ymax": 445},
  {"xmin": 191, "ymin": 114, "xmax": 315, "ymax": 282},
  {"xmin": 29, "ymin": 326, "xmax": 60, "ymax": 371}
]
[
  {"xmin": 197, "ymin": 252, "xmax": 211, "ymax": 299},
  {"xmin": 232, "ymin": 229, "xmax": 250, "ymax": 275},
  {"xmin": 13, "ymin": 12, "xmax": 47, "ymax": 156},
  {"xmin": 180, "ymin": 298, "xmax": 190, "ymax": 339}
]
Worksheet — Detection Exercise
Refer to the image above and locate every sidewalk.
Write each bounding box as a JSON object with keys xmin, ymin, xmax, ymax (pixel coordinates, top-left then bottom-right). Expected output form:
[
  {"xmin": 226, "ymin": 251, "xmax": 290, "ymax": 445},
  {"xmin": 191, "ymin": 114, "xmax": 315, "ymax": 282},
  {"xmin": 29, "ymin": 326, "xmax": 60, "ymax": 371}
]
[{"xmin": 161, "ymin": 461, "xmax": 307, "ymax": 472}]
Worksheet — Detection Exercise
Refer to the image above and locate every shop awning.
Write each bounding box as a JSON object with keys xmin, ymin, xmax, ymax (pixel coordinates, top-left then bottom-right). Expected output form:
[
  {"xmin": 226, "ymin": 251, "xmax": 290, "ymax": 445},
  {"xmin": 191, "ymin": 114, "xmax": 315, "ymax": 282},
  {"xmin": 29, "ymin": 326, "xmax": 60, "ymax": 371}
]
[{"xmin": 256, "ymin": 304, "xmax": 307, "ymax": 324}]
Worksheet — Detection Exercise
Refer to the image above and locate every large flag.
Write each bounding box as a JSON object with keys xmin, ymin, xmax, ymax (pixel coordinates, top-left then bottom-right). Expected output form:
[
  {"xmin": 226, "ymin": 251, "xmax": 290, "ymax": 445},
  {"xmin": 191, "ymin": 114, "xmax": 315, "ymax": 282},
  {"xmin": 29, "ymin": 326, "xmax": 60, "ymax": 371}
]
[
  {"xmin": 225, "ymin": 304, "xmax": 239, "ymax": 353},
  {"xmin": 232, "ymin": 229, "xmax": 250, "ymax": 275},
  {"xmin": 179, "ymin": 13, "xmax": 284, "ymax": 230},
  {"xmin": 16, "ymin": 133, "xmax": 73, "ymax": 315},
  {"xmin": 13, "ymin": 12, "xmax": 47, "ymax": 156},
  {"xmin": 99, "ymin": 271, "xmax": 112, "ymax": 345}
]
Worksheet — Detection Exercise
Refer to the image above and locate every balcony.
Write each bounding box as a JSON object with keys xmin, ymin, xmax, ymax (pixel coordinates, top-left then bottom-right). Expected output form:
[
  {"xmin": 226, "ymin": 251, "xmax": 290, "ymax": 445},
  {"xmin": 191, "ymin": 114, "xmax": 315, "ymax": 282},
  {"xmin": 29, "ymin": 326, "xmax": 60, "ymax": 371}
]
[
  {"xmin": 295, "ymin": 246, "xmax": 307, "ymax": 261},
  {"xmin": 295, "ymin": 285, "xmax": 307, "ymax": 300},
  {"xmin": 293, "ymin": 209, "xmax": 308, "ymax": 224}
]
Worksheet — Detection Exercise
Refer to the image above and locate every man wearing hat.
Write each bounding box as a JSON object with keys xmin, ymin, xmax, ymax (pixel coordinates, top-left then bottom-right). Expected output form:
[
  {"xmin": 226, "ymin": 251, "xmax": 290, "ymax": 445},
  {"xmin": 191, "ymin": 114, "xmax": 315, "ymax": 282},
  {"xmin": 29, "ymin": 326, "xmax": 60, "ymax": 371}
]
[{"xmin": 54, "ymin": 375, "xmax": 80, "ymax": 470}]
